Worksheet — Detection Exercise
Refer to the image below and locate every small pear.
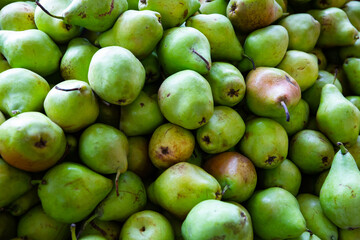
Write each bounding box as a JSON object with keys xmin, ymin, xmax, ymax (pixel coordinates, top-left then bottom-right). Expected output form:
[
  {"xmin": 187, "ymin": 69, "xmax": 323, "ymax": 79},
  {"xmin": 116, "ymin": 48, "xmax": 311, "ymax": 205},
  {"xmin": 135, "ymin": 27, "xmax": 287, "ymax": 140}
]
[
  {"xmin": 342, "ymin": 1, "xmax": 360, "ymax": 31},
  {"xmin": 316, "ymin": 84, "xmax": 360, "ymax": 147},
  {"xmin": 247, "ymin": 187, "xmax": 306, "ymax": 239},
  {"xmin": 343, "ymin": 57, "xmax": 360, "ymax": 95},
  {"xmin": 0, "ymin": 1, "xmax": 36, "ymax": 31},
  {"xmin": 199, "ymin": 0, "xmax": 228, "ymax": 15},
  {"xmin": 6, "ymin": 187, "xmax": 39, "ymax": 216},
  {"xmin": 320, "ymin": 143, "xmax": 360, "ymax": 229}
]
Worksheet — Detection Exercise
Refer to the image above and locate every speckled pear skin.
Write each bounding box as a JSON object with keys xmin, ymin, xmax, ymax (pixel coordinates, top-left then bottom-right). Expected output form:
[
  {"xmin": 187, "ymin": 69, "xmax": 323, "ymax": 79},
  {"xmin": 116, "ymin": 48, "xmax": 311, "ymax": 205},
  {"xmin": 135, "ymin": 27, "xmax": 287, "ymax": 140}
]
[{"xmin": 0, "ymin": 1, "xmax": 37, "ymax": 31}]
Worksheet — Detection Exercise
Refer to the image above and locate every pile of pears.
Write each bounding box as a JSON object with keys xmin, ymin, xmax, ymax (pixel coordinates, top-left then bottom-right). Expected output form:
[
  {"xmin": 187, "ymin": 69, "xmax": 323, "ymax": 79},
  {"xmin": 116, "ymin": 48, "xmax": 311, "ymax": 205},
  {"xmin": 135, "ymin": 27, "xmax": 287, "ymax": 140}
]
[{"xmin": 1, "ymin": 0, "xmax": 360, "ymax": 239}]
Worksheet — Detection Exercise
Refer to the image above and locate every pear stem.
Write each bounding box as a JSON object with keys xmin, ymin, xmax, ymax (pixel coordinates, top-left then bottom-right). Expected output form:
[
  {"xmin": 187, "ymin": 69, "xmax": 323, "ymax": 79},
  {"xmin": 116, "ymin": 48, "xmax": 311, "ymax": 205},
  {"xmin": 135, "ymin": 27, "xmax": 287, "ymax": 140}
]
[
  {"xmin": 306, "ymin": 229, "xmax": 313, "ymax": 236},
  {"xmin": 55, "ymin": 86, "xmax": 83, "ymax": 92},
  {"xmin": 35, "ymin": 0, "xmax": 64, "ymax": 20},
  {"xmin": 77, "ymin": 214, "xmax": 98, "ymax": 239},
  {"xmin": 221, "ymin": 185, "xmax": 229, "ymax": 196},
  {"xmin": 115, "ymin": 169, "xmax": 121, "ymax": 197},
  {"xmin": 337, "ymin": 142, "xmax": 348, "ymax": 155},
  {"xmin": 70, "ymin": 224, "xmax": 77, "ymax": 240},
  {"xmin": 280, "ymin": 101, "xmax": 290, "ymax": 122},
  {"xmin": 242, "ymin": 54, "xmax": 256, "ymax": 70},
  {"xmin": 191, "ymin": 48, "xmax": 211, "ymax": 71},
  {"xmin": 333, "ymin": 68, "xmax": 338, "ymax": 85}
]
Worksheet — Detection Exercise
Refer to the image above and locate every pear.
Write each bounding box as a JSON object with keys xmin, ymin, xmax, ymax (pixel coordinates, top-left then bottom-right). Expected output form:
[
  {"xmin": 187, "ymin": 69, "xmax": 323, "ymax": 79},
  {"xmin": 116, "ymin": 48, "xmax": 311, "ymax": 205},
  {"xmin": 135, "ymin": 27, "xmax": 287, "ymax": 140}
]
[
  {"xmin": 226, "ymin": 0, "xmax": 283, "ymax": 33},
  {"xmin": 120, "ymin": 91, "xmax": 164, "ymax": 136},
  {"xmin": 138, "ymin": 0, "xmax": 200, "ymax": 29},
  {"xmin": 34, "ymin": 0, "xmax": 82, "ymax": 43},
  {"xmin": 158, "ymin": 70, "xmax": 214, "ymax": 130},
  {"xmin": 313, "ymin": 0, "xmax": 347, "ymax": 9},
  {"xmin": 157, "ymin": 27, "xmax": 212, "ymax": 75},
  {"xmin": 339, "ymin": 228, "xmax": 360, "ymax": 239},
  {"xmin": 127, "ymin": 137, "xmax": 155, "ymax": 179},
  {"xmin": 0, "ymin": 29, "xmax": 62, "ymax": 76},
  {"xmin": 347, "ymin": 136, "xmax": 360, "ymax": 169},
  {"xmin": 203, "ymin": 152, "xmax": 257, "ymax": 202},
  {"xmin": 96, "ymin": 10, "xmax": 163, "ymax": 59},
  {"xmin": 314, "ymin": 170, "xmax": 329, "ymax": 196},
  {"xmin": 7, "ymin": 187, "xmax": 39, "ymax": 216},
  {"xmin": 258, "ymin": 159, "xmax": 302, "ymax": 196},
  {"xmin": 96, "ymin": 100, "xmax": 121, "ymax": 128},
  {"xmin": 342, "ymin": 1, "xmax": 360, "ymax": 31},
  {"xmin": 0, "ymin": 212, "xmax": 16, "ymax": 239},
  {"xmin": 147, "ymin": 162, "xmax": 222, "ymax": 219},
  {"xmin": 0, "ymin": 68, "xmax": 50, "ymax": 117},
  {"xmin": 297, "ymin": 194, "xmax": 338, "ymax": 240},
  {"xmin": 199, "ymin": 0, "xmax": 228, "ymax": 15},
  {"xmin": 88, "ymin": 46, "xmax": 145, "ymax": 106},
  {"xmin": 346, "ymin": 96, "xmax": 360, "ymax": 110},
  {"xmin": 289, "ymin": 130, "xmax": 335, "ymax": 174},
  {"xmin": 339, "ymin": 39, "xmax": 360, "ymax": 61},
  {"xmin": 0, "ymin": 111, "xmax": 5, "ymax": 125},
  {"xmin": 35, "ymin": 0, "xmax": 128, "ymax": 32},
  {"xmin": 279, "ymin": 13, "xmax": 320, "ymax": 52},
  {"xmin": 238, "ymin": 25, "xmax": 289, "ymax": 72},
  {"xmin": 60, "ymin": 37, "xmax": 99, "ymax": 83},
  {"xmin": 17, "ymin": 205, "xmax": 70, "ymax": 240},
  {"xmin": 119, "ymin": 210, "xmax": 174, "ymax": 240},
  {"xmin": 0, "ymin": 112, "xmax": 67, "ymax": 172},
  {"xmin": 277, "ymin": 50, "xmax": 319, "ymax": 91},
  {"xmin": 204, "ymin": 62, "xmax": 246, "ymax": 107},
  {"xmin": 127, "ymin": 0, "xmax": 138, "ymax": 10},
  {"xmin": 316, "ymin": 84, "xmax": 360, "ymax": 147},
  {"xmin": 343, "ymin": 58, "xmax": 360, "ymax": 95},
  {"xmin": 182, "ymin": 200, "xmax": 253, "ymax": 240},
  {"xmin": 287, "ymin": 231, "xmax": 321, "ymax": 240},
  {"xmin": 79, "ymin": 219, "xmax": 121, "ymax": 240},
  {"xmin": 148, "ymin": 123, "xmax": 195, "ymax": 169},
  {"xmin": 238, "ymin": 118, "xmax": 288, "ymax": 169},
  {"xmin": 320, "ymin": 143, "xmax": 360, "ymax": 229},
  {"xmin": 0, "ymin": 158, "xmax": 32, "ymax": 208},
  {"xmin": 0, "ymin": 54, "xmax": 10, "ymax": 73},
  {"xmin": 141, "ymin": 51, "xmax": 161, "ymax": 83},
  {"xmin": 0, "ymin": 1, "xmax": 36, "ymax": 31},
  {"xmin": 38, "ymin": 162, "xmax": 113, "ymax": 223},
  {"xmin": 245, "ymin": 67, "xmax": 301, "ymax": 122},
  {"xmin": 186, "ymin": 14, "xmax": 244, "ymax": 61},
  {"xmin": 310, "ymin": 48, "xmax": 327, "ymax": 70},
  {"xmin": 308, "ymin": 8, "xmax": 359, "ymax": 48},
  {"xmin": 326, "ymin": 64, "xmax": 352, "ymax": 96},
  {"xmin": 196, "ymin": 106, "xmax": 245, "ymax": 154},
  {"xmin": 302, "ymin": 70, "xmax": 342, "ymax": 114},
  {"xmin": 44, "ymin": 80, "xmax": 99, "ymax": 133},
  {"xmin": 271, "ymin": 99, "xmax": 310, "ymax": 136},
  {"xmin": 247, "ymin": 187, "xmax": 306, "ymax": 239}
]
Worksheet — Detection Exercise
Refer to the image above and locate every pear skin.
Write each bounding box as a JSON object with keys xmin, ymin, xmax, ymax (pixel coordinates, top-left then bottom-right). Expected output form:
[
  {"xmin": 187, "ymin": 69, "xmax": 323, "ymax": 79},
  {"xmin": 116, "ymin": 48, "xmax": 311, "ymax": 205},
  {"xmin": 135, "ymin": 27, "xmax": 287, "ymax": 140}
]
[
  {"xmin": 342, "ymin": 1, "xmax": 360, "ymax": 31},
  {"xmin": 199, "ymin": 0, "xmax": 228, "ymax": 15},
  {"xmin": 6, "ymin": 187, "xmax": 39, "ymax": 216},
  {"xmin": 0, "ymin": 1, "xmax": 37, "ymax": 31},
  {"xmin": 343, "ymin": 57, "xmax": 360, "ymax": 95}
]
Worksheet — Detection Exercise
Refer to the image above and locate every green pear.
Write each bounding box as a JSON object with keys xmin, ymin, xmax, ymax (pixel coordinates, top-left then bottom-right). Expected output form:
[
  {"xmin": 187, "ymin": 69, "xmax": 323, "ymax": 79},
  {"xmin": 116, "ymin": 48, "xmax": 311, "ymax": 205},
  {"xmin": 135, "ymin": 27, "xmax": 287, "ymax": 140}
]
[
  {"xmin": 79, "ymin": 219, "xmax": 121, "ymax": 240},
  {"xmin": 343, "ymin": 58, "xmax": 360, "ymax": 95},
  {"xmin": 0, "ymin": 1, "xmax": 36, "ymax": 31},
  {"xmin": 238, "ymin": 118, "xmax": 288, "ymax": 169},
  {"xmin": 347, "ymin": 136, "xmax": 360, "ymax": 169},
  {"xmin": 310, "ymin": 48, "xmax": 327, "ymax": 70},
  {"xmin": 339, "ymin": 228, "xmax": 360, "ymax": 239},
  {"xmin": 1, "ymin": 0, "xmax": 26, "ymax": 9},
  {"xmin": 203, "ymin": 152, "xmax": 257, "ymax": 202},
  {"xmin": 0, "ymin": 112, "xmax": 67, "ymax": 172},
  {"xmin": 314, "ymin": 170, "xmax": 329, "ymax": 196},
  {"xmin": 287, "ymin": 231, "xmax": 321, "ymax": 240},
  {"xmin": 35, "ymin": 0, "xmax": 128, "ymax": 32},
  {"xmin": 44, "ymin": 80, "xmax": 99, "ymax": 133},
  {"xmin": 88, "ymin": 46, "xmax": 145, "ymax": 106},
  {"xmin": 147, "ymin": 162, "xmax": 222, "ymax": 219},
  {"xmin": 127, "ymin": 0, "xmax": 138, "ymax": 10},
  {"xmin": 247, "ymin": 187, "xmax": 306, "ymax": 239},
  {"xmin": 238, "ymin": 25, "xmax": 289, "ymax": 72},
  {"xmin": 342, "ymin": 1, "xmax": 360, "ymax": 31},
  {"xmin": 0, "ymin": 158, "xmax": 32, "ymax": 208},
  {"xmin": 182, "ymin": 200, "xmax": 253, "ymax": 240},
  {"xmin": 258, "ymin": 159, "xmax": 302, "ymax": 196},
  {"xmin": 320, "ymin": 143, "xmax": 360, "ymax": 229},
  {"xmin": 186, "ymin": 14, "xmax": 244, "ymax": 61},
  {"xmin": 279, "ymin": 13, "xmax": 320, "ymax": 52},
  {"xmin": 127, "ymin": 137, "xmax": 154, "ymax": 179},
  {"xmin": 96, "ymin": 100, "xmax": 121, "ymax": 128},
  {"xmin": 120, "ymin": 91, "xmax": 164, "ymax": 136},
  {"xmin": 302, "ymin": 70, "xmax": 343, "ymax": 114},
  {"xmin": 204, "ymin": 62, "xmax": 246, "ymax": 107},
  {"xmin": 327, "ymin": 64, "xmax": 352, "ymax": 96},
  {"xmin": 196, "ymin": 106, "xmax": 245, "ymax": 154},
  {"xmin": 199, "ymin": 0, "xmax": 227, "ymax": 15},
  {"xmin": 339, "ymin": 39, "xmax": 360, "ymax": 61},
  {"xmin": 141, "ymin": 51, "xmax": 161, "ymax": 83},
  {"xmin": 0, "ymin": 111, "xmax": 5, "ymax": 125},
  {"xmin": 60, "ymin": 37, "xmax": 99, "ymax": 83},
  {"xmin": 79, "ymin": 236, "xmax": 108, "ymax": 240},
  {"xmin": 289, "ymin": 130, "xmax": 335, "ymax": 174},
  {"xmin": 17, "ymin": 205, "xmax": 69, "ymax": 240},
  {"xmin": 119, "ymin": 210, "xmax": 174, "ymax": 240},
  {"xmin": 271, "ymin": 99, "xmax": 310, "ymax": 136},
  {"xmin": 245, "ymin": 67, "xmax": 301, "ymax": 121},
  {"xmin": 308, "ymin": 7, "xmax": 359, "ymax": 47},
  {"xmin": 316, "ymin": 84, "xmax": 360, "ymax": 147},
  {"xmin": 158, "ymin": 70, "xmax": 214, "ymax": 130},
  {"xmin": 277, "ymin": 50, "xmax": 319, "ymax": 91},
  {"xmin": 38, "ymin": 162, "xmax": 113, "ymax": 223},
  {"xmin": 0, "ymin": 29, "xmax": 62, "ymax": 76},
  {"xmin": 313, "ymin": 0, "xmax": 347, "ymax": 9},
  {"xmin": 0, "ymin": 212, "xmax": 16, "ymax": 239},
  {"xmin": 226, "ymin": 0, "xmax": 283, "ymax": 33},
  {"xmin": 7, "ymin": 187, "xmax": 39, "ymax": 216},
  {"xmin": 0, "ymin": 68, "xmax": 50, "ymax": 117},
  {"xmin": 34, "ymin": 0, "xmax": 82, "ymax": 43},
  {"xmin": 96, "ymin": 10, "xmax": 163, "ymax": 59},
  {"xmin": 0, "ymin": 54, "xmax": 10, "ymax": 73},
  {"xmin": 148, "ymin": 123, "xmax": 195, "ymax": 169},
  {"xmin": 138, "ymin": 0, "xmax": 200, "ymax": 29},
  {"xmin": 347, "ymin": 96, "xmax": 360, "ymax": 110},
  {"xmin": 297, "ymin": 194, "xmax": 338, "ymax": 240},
  {"xmin": 157, "ymin": 27, "xmax": 211, "ymax": 75},
  {"xmin": 79, "ymin": 123, "xmax": 128, "ymax": 190}
]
